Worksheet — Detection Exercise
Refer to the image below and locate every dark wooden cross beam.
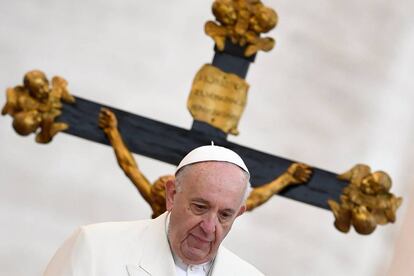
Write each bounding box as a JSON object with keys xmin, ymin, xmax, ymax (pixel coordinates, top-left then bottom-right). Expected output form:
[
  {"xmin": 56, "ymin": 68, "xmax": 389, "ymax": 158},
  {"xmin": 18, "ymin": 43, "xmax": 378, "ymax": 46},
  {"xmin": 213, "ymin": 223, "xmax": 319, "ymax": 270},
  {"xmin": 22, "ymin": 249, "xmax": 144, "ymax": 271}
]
[{"xmin": 58, "ymin": 41, "xmax": 347, "ymax": 210}]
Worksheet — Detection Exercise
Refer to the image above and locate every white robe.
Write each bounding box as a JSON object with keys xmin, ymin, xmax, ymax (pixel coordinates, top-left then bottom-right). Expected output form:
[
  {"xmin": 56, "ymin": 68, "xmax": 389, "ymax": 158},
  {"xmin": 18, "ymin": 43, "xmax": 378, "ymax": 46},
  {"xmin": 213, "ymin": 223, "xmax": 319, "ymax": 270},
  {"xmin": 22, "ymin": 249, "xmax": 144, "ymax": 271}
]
[{"xmin": 44, "ymin": 212, "xmax": 264, "ymax": 276}]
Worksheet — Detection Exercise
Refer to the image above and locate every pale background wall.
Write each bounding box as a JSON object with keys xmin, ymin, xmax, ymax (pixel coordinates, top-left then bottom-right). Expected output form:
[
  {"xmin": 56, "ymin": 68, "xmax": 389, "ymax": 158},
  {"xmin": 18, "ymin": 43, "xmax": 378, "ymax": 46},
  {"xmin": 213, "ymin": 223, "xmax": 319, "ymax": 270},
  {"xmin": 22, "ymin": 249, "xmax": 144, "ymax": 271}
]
[{"xmin": 0, "ymin": 0, "xmax": 413, "ymax": 275}]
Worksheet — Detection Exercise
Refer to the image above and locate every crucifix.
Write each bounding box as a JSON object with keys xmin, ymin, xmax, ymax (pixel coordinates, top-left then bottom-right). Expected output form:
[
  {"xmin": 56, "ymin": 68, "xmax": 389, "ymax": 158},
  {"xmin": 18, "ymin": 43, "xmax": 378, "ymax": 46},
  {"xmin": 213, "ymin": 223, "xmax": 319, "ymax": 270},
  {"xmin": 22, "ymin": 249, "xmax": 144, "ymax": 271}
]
[{"xmin": 1, "ymin": 0, "xmax": 402, "ymax": 235}]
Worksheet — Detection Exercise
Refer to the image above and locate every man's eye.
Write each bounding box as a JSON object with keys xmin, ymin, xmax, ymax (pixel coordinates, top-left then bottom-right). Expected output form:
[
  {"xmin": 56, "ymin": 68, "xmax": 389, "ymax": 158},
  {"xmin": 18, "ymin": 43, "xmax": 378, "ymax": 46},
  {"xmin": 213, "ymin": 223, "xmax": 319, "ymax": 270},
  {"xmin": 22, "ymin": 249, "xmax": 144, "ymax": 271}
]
[
  {"xmin": 191, "ymin": 203, "xmax": 208, "ymax": 214},
  {"xmin": 219, "ymin": 212, "xmax": 233, "ymax": 222}
]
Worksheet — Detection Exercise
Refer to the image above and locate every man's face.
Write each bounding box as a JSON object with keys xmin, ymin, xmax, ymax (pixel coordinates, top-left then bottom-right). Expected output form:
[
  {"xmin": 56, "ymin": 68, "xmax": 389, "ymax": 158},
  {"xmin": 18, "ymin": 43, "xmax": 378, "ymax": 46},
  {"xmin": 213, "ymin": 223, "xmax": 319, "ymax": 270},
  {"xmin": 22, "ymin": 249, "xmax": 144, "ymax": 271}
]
[{"xmin": 166, "ymin": 161, "xmax": 247, "ymax": 265}]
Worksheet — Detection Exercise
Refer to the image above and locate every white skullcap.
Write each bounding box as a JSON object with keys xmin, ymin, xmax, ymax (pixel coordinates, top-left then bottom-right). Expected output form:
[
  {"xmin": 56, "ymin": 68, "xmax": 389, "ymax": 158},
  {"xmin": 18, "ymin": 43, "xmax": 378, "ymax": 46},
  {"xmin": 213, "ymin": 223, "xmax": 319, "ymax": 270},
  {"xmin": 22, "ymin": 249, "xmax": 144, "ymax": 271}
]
[{"xmin": 175, "ymin": 143, "xmax": 249, "ymax": 175}]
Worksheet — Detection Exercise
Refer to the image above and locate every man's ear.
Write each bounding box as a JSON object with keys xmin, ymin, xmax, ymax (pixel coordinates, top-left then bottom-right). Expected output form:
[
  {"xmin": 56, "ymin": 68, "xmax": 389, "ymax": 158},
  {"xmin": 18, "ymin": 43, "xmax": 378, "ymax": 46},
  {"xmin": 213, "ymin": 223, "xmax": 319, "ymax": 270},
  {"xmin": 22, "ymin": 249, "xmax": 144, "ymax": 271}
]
[
  {"xmin": 236, "ymin": 204, "xmax": 246, "ymax": 217},
  {"xmin": 165, "ymin": 179, "xmax": 176, "ymax": 211}
]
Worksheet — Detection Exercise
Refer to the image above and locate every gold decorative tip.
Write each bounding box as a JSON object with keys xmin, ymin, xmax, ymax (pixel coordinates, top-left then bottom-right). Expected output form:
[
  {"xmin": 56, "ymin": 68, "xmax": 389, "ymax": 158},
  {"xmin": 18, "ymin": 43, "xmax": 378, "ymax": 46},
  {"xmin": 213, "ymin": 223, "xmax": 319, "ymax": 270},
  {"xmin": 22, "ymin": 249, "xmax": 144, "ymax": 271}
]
[
  {"xmin": 205, "ymin": 0, "xmax": 278, "ymax": 57},
  {"xmin": 2, "ymin": 70, "xmax": 75, "ymax": 143},
  {"xmin": 328, "ymin": 164, "xmax": 403, "ymax": 235}
]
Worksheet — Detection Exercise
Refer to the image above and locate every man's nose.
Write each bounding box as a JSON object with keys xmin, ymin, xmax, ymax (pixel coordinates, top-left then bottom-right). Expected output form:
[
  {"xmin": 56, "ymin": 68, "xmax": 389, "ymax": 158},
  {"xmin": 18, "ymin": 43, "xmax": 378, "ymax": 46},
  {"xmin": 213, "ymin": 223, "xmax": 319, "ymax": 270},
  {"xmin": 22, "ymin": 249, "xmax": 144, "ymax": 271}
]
[{"xmin": 200, "ymin": 214, "xmax": 217, "ymax": 234}]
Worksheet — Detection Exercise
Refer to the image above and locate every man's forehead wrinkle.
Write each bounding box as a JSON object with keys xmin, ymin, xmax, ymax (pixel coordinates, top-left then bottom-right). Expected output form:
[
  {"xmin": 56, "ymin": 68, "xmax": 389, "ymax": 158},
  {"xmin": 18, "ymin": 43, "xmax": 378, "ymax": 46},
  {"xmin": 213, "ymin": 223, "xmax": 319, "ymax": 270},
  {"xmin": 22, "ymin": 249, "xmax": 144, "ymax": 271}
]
[
  {"xmin": 193, "ymin": 162, "xmax": 244, "ymax": 182},
  {"xmin": 182, "ymin": 161, "xmax": 245, "ymax": 175}
]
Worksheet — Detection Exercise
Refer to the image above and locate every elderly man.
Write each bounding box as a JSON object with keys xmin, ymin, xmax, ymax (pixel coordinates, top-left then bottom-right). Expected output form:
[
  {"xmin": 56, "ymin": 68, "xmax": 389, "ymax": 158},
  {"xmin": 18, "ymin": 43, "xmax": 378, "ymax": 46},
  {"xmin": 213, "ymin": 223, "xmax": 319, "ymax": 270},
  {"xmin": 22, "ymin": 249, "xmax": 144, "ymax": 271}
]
[{"xmin": 44, "ymin": 144, "xmax": 264, "ymax": 275}]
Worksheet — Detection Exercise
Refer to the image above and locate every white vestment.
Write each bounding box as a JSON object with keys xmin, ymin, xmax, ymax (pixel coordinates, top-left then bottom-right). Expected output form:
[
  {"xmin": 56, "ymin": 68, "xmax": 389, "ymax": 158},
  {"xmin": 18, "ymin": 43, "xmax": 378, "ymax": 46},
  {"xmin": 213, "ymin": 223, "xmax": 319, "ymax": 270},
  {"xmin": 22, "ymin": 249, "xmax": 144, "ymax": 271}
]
[{"xmin": 44, "ymin": 212, "xmax": 264, "ymax": 276}]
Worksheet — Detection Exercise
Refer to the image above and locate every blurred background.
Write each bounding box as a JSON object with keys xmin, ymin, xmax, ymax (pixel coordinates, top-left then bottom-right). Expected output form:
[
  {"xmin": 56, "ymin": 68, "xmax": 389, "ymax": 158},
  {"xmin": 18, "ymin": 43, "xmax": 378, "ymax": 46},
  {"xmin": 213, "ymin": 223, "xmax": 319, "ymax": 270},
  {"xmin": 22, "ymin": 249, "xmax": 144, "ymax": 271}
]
[{"xmin": 0, "ymin": 0, "xmax": 413, "ymax": 275}]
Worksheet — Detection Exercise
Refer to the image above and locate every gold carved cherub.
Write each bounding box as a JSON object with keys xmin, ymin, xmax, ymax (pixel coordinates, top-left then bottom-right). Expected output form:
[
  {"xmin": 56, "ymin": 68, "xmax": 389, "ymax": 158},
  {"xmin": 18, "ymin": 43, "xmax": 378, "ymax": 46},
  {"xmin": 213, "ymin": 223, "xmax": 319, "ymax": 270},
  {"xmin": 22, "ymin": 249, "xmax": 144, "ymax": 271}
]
[
  {"xmin": 2, "ymin": 70, "xmax": 75, "ymax": 143},
  {"xmin": 328, "ymin": 164, "xmax": 402, "ymax": 234},
  {"xmin": 205, "ymin": 0, "xmax": 278, "ymax": 57},
  {"xmin": 98, "ymin": 108, "xmax": 312, "ymax": 218}
]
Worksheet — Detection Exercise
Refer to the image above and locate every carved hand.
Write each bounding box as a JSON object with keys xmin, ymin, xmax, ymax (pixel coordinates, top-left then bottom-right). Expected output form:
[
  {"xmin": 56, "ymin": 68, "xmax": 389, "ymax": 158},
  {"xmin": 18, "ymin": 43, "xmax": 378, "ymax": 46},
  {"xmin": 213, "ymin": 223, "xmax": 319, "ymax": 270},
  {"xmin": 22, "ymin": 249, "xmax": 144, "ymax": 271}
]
[
  {"xmin": 98, "ymin": 108, "xmax": 118, "ymax": 133},
  {"xmin": 287, "ymin": 163, "xmax": 312, "ymax": 184}
]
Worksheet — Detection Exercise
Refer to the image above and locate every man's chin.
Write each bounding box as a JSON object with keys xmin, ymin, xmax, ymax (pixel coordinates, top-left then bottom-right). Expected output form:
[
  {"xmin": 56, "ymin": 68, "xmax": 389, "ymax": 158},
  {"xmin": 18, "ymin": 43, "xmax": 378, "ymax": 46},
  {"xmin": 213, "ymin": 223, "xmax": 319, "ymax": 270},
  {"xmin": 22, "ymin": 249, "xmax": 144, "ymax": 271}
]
[{"xmin": 180, "ymin": 244, "xmax": 212, "ymax": 264}]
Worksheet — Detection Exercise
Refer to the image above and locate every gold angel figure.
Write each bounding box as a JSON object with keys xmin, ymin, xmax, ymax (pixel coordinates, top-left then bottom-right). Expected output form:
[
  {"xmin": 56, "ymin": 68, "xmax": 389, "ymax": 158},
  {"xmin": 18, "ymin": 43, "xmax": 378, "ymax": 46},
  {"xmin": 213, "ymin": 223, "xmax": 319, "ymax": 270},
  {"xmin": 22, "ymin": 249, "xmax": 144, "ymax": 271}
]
[
  {"xmin": 98, "ymin": 108, "xmax": 312, "ymax": 217},
  {"xmin": 2, "ymin": 70, "xmax": 75, "ymax": 143},
  {"xmin": 328, "ymin": 164, "xmax": 402, "ymax": 235},
  {"xmin": 205, "ymin": 0, "xmax": 277, "ymax": 57}
]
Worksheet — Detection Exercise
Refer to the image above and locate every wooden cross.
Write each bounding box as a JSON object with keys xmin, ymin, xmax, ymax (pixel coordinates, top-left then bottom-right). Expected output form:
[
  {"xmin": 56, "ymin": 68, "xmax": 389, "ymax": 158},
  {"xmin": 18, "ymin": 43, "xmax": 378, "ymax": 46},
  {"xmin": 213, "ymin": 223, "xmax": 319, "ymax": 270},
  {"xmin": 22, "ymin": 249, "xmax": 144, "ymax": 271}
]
[{"xmin": 1, "ymin": 0, "xmax": 402, "ymax": 235}]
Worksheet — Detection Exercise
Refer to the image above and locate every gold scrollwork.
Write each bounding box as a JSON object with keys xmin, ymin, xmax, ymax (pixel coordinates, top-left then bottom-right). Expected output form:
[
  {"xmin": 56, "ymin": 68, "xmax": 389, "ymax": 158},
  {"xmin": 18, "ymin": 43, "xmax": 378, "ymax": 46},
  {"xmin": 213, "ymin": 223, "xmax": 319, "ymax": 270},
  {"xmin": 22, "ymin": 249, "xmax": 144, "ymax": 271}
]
[
  {"xmin": 328, "ymin": 164, "xmax": 403, "ymax": 235},
  {"xmin": 187, "ymin": 64, "xmax": 249, "ymax": 135},
  {"xmin": 205, "ymin": 0, "xmax": 278, "ymax": 57},
  {"xmin": 2, "ymin": 70, "xmax": 75, "ymax": 143}
]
